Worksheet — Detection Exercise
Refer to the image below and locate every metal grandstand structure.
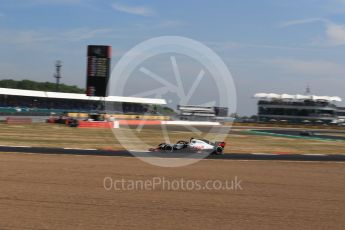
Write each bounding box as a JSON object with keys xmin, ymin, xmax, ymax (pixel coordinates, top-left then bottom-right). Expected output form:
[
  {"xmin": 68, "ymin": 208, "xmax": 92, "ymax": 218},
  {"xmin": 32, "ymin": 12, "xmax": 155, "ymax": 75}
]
[
  {"xmin": 177, "ymin": 105, "xmax": 229, "ymax": 121},
  {"xmin": 0, "ymin": 87, "xmax": 167, "ymax": 116},
  {"xmin": 254, "ymin": 93, "xmax": 344, "ymax": 124}
]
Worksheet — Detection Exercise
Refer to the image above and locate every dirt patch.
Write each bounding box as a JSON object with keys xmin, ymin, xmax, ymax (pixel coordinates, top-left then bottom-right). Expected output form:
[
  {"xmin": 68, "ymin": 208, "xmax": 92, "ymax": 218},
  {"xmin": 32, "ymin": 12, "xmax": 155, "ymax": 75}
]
[{"xmin": 0, "ymin": 153, "xmax": 344, "ymax": 230}]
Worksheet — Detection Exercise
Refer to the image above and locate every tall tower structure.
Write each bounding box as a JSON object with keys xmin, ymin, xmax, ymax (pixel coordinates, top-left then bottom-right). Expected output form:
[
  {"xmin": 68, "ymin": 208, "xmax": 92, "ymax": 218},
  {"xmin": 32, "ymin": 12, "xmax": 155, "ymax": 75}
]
[
  {"xmin": 54, "ymin": 60, "xmax": 62, "ymax": 92},
  {"xmin": 305, "ymin": 85, "xmax": 311, "ymax": 95}
]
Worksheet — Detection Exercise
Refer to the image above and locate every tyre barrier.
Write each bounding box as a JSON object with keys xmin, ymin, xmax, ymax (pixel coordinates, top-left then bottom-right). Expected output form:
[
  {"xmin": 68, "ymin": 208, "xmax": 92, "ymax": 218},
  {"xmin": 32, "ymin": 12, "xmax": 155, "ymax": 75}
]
[
  {"xmin": 78, "ymin": 121, "xmax": 114, "ymax": 128},
  {"xmin": 6, "ymin": 117, "xmax": 32, "ymax": 124},
  {"xmin": 76, "ymin": 120, "xmax": 221, "ymax": 128}
]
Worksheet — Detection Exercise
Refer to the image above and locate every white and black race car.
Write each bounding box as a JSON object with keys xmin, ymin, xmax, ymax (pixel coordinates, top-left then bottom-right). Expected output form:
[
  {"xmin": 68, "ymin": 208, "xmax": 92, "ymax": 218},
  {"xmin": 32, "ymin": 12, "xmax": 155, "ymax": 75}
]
[{"xmin": 149, "ymin": 138, "xmax": 226, "ymax": 155}]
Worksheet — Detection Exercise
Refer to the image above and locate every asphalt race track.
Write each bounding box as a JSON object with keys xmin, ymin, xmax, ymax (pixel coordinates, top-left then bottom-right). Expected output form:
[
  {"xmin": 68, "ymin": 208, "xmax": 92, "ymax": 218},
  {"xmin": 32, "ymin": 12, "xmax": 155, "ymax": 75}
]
[
  {"xmin": 253, "ymin": 129, "xmax": 345, "ymax": 141},
  {"xmin": 0, "ymin": 145, "xmax": 344, "ymax": 162}
]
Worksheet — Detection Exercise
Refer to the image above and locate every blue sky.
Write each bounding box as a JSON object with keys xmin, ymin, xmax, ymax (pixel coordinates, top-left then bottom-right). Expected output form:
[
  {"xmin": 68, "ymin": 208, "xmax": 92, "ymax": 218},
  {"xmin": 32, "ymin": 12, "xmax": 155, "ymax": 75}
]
[{"xmin": 1, "ymin": 0, "xmax": 345, "ymax": 115}]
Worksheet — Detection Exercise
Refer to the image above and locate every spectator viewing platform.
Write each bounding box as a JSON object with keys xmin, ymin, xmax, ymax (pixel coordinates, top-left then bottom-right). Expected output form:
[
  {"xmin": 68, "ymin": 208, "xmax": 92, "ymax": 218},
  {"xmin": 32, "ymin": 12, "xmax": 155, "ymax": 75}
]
[
  {"xmin": 0, "ymin": 87, "xmax": 167, "ymax": 116},
  {"xmin": 254, "ymin": 93, "xmax": 343, "ymax": 124},
  {"xmin": 177, "ymin": 105, "xmax": 229, "ymax": 121},
  {"xmin": 254, "ymin": 93, "xmax": 342, "ymax": 103}
]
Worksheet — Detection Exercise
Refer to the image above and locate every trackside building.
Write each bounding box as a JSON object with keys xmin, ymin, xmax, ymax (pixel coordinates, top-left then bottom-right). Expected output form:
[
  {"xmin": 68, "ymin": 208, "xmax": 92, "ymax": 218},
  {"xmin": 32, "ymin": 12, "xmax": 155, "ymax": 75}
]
[
  {"xmin": 254, "ymin": 93, "xmax": 343, "ymax": 124},
  {"xmin": 177, "ymin": 105, "xmax": 229, "ymax": 121},
  {"xmin": 0, "ymin": 87, "xmax": 167, "ymax": 116}
]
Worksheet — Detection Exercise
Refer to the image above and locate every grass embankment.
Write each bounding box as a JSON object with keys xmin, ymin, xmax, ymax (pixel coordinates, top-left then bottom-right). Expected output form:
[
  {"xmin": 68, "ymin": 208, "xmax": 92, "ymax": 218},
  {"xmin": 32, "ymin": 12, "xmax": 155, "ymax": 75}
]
[{"xmin": 0, "ymin": 124, "xmax": 344, "ymax": 154}]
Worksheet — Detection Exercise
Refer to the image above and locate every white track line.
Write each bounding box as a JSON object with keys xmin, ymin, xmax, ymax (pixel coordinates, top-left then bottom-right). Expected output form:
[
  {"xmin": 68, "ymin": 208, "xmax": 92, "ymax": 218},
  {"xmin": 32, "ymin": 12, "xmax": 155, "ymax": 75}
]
[
  {"xmin": 0, "ymin": 145, "xmax": 31, "ymax": 148},
  {"xmin": 129, "ymin": 150, "xmax": 150, "ymax": 153},
  {"xmin": 302, "ymin": 154, "xmax": 327, "ymax": 156},
  {"xmin": 10, "ymin": 146, "xmax": 32, "ymax": 148}
]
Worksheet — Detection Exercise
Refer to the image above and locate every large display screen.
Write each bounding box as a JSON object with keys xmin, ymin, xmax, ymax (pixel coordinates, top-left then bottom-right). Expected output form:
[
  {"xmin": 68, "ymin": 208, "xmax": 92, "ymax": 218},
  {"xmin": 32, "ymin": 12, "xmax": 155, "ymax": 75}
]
[{"xmin": 86, "ymin": 45, "xmax": 111, "ymax": 97}]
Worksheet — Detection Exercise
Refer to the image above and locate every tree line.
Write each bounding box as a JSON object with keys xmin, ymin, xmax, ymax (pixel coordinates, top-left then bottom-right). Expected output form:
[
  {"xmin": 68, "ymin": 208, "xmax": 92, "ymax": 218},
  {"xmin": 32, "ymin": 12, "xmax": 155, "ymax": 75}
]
[{"xmin": 0, "ymin": 79, "xmax": 84, "ymax": 93}]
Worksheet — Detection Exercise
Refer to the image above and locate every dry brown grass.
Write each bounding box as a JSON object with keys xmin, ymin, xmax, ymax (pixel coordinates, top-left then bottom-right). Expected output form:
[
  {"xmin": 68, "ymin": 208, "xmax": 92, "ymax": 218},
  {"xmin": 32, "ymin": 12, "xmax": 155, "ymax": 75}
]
[{"xmin": 0, "ymin": 123, "xmax": 344, "ymax": 154}]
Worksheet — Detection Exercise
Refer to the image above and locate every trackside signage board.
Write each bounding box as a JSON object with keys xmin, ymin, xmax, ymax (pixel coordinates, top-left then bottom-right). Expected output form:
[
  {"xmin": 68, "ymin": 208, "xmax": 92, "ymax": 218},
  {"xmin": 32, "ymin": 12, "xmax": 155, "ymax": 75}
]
[{"xmin": 86, "ymin": 45, "xmax": 111, "ymax": 97}]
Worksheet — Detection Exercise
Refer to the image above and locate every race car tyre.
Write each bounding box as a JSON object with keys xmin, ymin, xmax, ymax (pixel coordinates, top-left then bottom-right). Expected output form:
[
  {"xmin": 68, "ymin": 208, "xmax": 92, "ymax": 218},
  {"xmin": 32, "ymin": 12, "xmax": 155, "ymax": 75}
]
[
  {"xmin": 215, "ymin": 146, "xmax": 224, "ymax": 155},
  {"xmin": 164, "ymin": 145, "xmax": 173, "ymax": 152},
  {"xmin": 158, "ymin": 143, "xmax": 167, "ymax": 150}
]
